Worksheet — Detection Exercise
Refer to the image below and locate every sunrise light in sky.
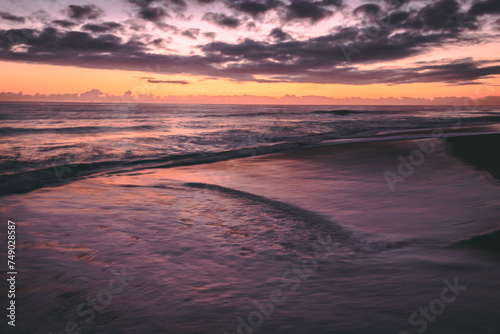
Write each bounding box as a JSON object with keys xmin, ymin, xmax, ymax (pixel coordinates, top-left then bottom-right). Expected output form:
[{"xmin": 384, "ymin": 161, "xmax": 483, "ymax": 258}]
[
  {"xmin": 3, "ymin": 2, "xmax": 500, "ymax": 334},
  {"xmin": 0, "ymin": 0, "xmax": 499, "ymax": 103}
]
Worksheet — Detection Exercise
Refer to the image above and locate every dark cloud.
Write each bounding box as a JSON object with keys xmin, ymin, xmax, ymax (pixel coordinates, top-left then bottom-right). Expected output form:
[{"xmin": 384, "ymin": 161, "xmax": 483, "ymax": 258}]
[
  {"xmin": 285, "ymin": 0, "xmax": 336, "ymax": 22},
  {"xmin": 0, "ymin": 29, "xmax": 35, "ymax": 48},
  {"xmin": 384, "ymin": 59, "xmax": 500, "ymax": 85},
  {"xmin": 181, "ymin": 28, "xmax": 201, "ymax": 39},
  {"xmin": 0, "ymin": 12, "xmax": 25, "ymax": 23},
  {"xmin": 59, "ymin": 32, "xmax": 126, "ymax": 51},
  {"xmin": 128, "ymin": 0, "xmax": 188, "ymax": 21},
  {"xmin": 203, "ymin": 32, "xmax": 216, "ymax": 38},
  {"xmin": 0, "ymin": 27, "xmax": 142, "ymax": 54},
  {"xmin": 202, "ymin": 12, "xmax": 241, "ymax": 28},
  {"xmin": 0, "ymin": 25, "xmax": 498, "ymax": 86},
  {"xmin": 385, "ymin": 11, "xmax": 409, "ymax": 25},
  {"xmin": 228, "ymin": 0, "xmax": 282, "ymax": 17},
  {"xmin": 468, "ymin": 0, "xmax": 500, "ymax": 16},
  {"xmin": 0, "ymin": 26, "xmax": 211, "ymax": 76},
  {"xmin": 376, "ymin": 0, "xmax": 410, "ymax": 9},
  {"xmin": 128, "ymin": 0, "xmax": 167, "ymax": 21},
  {"xmin": 197, "ymin": 16, "xmax": 497, "ymax": 84},
  {"xmin": 82, "ymin": 22, "xmax": 122, "ymax": 33},
  {"xmin": 353, "ymin": 4, "xmax": 381, "ymax": 17},
  {"xmin": 52, "ymin": 20, "xmax": 77, "ymax": 28},
  {"xmin": 200, "ymin": 25, "xmax": 428, "ymax": 71},
  {"xmin": 322, "ymin": 0, "xmax": 343, "ymax": 6},
  {"xmin": 128, "ymin": 0, "xmax": 159, "ymax": 7},
  {"xmin": 169, "ymin": 0, "xmax": 188, "ymax": 12},
  {"xmin": 140, "ymin": 77, "xmax": 190, "ymax": 84},
  {"xmin": 0, "ymin": 0, "xmax": 496, "ymax": 87},
  {"xmin": 269, "ymin": 27, "xmax": 292, "ymax": 41},
  {"xmin": 140, "ymin": 6, "xmax": 167, "ymax": 21},
  {"xmin": 67, "ymin": 4, "xmax": 104, "ymax": 20},
  {"xmin": 405, "ymin": 0, "xmax": 477, "ymax": 32},
  {"xmin": 152, "ymin": 38, "xmax": 165, "ymax": 46}
]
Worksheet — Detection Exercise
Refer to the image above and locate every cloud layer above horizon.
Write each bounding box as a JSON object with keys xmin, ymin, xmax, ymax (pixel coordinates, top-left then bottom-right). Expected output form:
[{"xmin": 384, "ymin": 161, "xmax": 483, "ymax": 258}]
[{"xmin": 0, "ymin": 0, "xmax": 499, "ymax": 86}]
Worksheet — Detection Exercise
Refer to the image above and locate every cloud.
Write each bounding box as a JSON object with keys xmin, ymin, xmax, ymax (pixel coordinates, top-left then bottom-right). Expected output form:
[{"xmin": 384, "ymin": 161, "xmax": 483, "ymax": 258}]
[
  {"xmin": 82, "ymin": 22, "xmax": 122, "ymax": 33},
  {"xmin": 405, "ymin": 0, "xmax": 477, "ymax": 33},
  {"xmin": 1, "ymin": 20, "xmax": 497, "ymax": 85},
  {"xmin": 80, "ymin": 88, "xmax": 105, "ymax": 100},
  {"xmin": 127, "ymin": 0, "xmax": 188, "ymax": 22},
  {"xmin": 0, "ymin": 27, "xmax": 142, "ymax": 54},
  {"xmin": 152, "ymin": 37, "xmax": 165, "ymax": 46},
  {"xmin": 0, "ymin": 27, "xmax": 212, "ymax": 76},
  {"xmin": 0, "ymin": 12, "xmax": 25, "ymax": 23},
  {"xmin": 169, "ymin": 0, "xmax": 188, "ymax": 13},
  {"xmin": 382, "ymin": 59, "xmax": 500, "ymax": 85},
  {"xmin": 353, "ymin": 4, "xmax": 381, "ymax": 17},
  {"xmin": 52, "ymin": 20, "xmax": 77, "ymax": 28},
  {"xmin": 285, "ymin": 0, "xmax": 335, "ymax": 22},
  {"xmin": 198, "ymin": 29, "xmax": 500, "ymax": 84},
  {"xmin": 385, "ymin": 11, "xmax": 409, "ymax": 25},
  {"xmin": 140, "ymin": 6, "xmax": 168, "ymax": 21},
  {"xmin": 203, "ymin": 31, "xmax": 217, "ymax": 38},
  {"xmin": 228, "ymin": 0, "xmax": 282, "ymax": 17},
  {"xmin": 468, "ymin": 0, "xmax": 500, "ymax": 16},
  {"xmin": 181, "ymin": 28, "xmax": 201, "ymax": 39},
  {"xmin": 0, "ymin": 0, "xmax": 497, "ymax": 86},
  {"xmin": 322, "ymin": 0, "xmax": 343, "ymax": 7},
  {"xmin": 139, "ymin": 76, "xmax": 190, "ymax": 84},
  {"xmin": 128, "ymin": 0, "xmax": 168, "ymax": 21},
  {"xmin": 269, "ymin": 27, "xmax": 292, "ymax": 41},
  {"xmin": 67, "ymin": 4, "xmax": 104, "ymax": 20},
  {"xmin": 202, "ymin": 12, "xmax": 241, "ymax": 28}
]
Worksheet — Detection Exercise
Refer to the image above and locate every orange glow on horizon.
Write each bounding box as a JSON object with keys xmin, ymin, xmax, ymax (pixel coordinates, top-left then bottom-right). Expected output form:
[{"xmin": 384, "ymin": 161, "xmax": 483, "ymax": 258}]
[{"xmin": 0, "ymin": 61, "xmax": 498, "ymax": 103}]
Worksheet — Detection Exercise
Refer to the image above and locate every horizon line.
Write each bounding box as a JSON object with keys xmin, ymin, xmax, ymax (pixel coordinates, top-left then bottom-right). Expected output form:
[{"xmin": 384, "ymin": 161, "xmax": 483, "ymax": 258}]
[{"xmin": 1, "ymin": 90, "xmax": 500, "ymax": 106}]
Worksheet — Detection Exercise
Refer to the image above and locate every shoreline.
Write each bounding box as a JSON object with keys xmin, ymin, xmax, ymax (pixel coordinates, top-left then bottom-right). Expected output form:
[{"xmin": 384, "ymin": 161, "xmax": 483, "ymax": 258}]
[
  {"xmin": 1, "ymin": 126, "xmax": 500, "ymax": 197},
  {"xmin": 447, "ymin": 133, "xmax": 500, "ymax": 181}
]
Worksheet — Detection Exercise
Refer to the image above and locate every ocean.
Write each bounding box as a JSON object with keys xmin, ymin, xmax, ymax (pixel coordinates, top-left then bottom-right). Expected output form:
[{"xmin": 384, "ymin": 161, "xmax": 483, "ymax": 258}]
[{"xmin": 1, "ymin": 102, "xmax": 500, "ymax": 334}]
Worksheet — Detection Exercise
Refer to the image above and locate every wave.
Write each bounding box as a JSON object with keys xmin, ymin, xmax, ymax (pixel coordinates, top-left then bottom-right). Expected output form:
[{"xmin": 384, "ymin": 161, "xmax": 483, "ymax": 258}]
[
  {"xmin": 202, "ymin": 109, "xmax": 371, "ymax": 118},
  {"xmin": 184, "ymin": 182, "xmax": 350, "ymax": 228},
  {"xmin": 2, "ymin": 130, "xmax": 499, "ymax": 197},
  {"xmin": 452, "ymin": 229, "xmax": 500, "ymax": 253},
  {"xmin": 0, "ymin": 135, "xmax": 333, "ymax": 196},
  {"xmin": 461, "ymin": 115, "xmax": 500, "ymax": 123},
  {"xmin": 184, "ymin": 182, "xmax": 339, "ymax": 227},
  {"xmin": 183, "ymin": 182, "xmax": 418, "ymax": 255},
  {"xmin": 201, "ymin": 109, "xmax": 408, "ymax": 118},
  {"xmin": 38, "ymin": 144, "xmax": 79, "ymax": 152},
  {"xmin": 312, "ymin": 109, "xmax": 365, "ymax": 115},
  {"xmin": 201, "ymin": 111, "xmax": 304, "ymax": 118},
  {"xmin": 0, "ymin": 125, "xmax": 156, "ymax": 136}
]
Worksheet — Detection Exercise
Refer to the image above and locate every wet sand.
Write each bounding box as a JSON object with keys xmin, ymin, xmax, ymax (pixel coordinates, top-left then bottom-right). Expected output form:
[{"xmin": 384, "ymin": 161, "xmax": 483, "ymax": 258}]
[{"xmin": 2, "ymin": 133, "xmax": 500, "ymax": 334}]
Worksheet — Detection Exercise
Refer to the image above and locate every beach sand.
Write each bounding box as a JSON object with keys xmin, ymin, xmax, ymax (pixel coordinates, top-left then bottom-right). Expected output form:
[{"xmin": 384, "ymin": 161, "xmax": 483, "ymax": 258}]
[{"xmin": 2, "ymin": 134, "xmax": 500, "ymax": 334}]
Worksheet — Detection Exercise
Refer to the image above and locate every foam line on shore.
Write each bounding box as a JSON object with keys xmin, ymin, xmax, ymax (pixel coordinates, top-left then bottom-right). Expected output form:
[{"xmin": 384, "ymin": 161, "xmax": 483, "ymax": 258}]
[{"xmin": 2, "ymin": 130, "xmax": 499, "ymax": 197}]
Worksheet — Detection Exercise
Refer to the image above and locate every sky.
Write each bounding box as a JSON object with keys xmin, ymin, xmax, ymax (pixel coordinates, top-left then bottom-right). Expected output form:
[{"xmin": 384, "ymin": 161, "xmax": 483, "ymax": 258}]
[{"xmin": 0, "ymin": 0, "xmax": 499, "ymax": 104}]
